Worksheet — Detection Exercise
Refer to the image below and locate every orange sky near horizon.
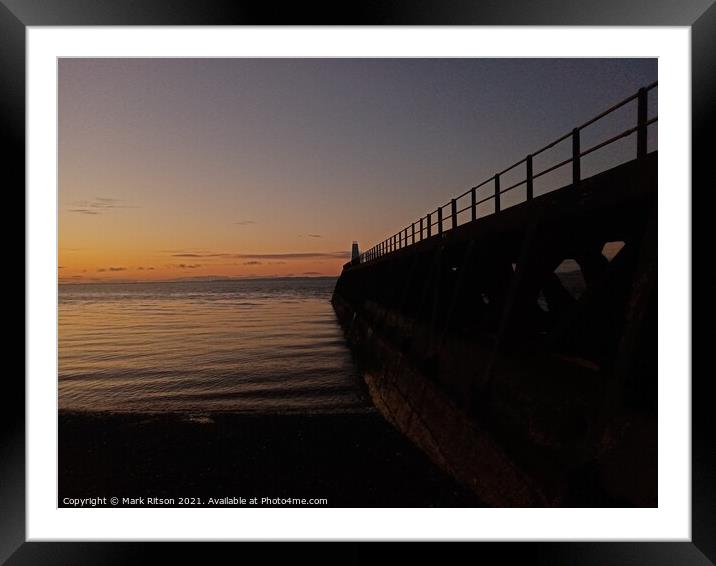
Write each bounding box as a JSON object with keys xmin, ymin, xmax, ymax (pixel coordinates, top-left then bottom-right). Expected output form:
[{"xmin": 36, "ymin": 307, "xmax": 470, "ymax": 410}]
[
  {"xmin": 58, "ymin": 208, "xmax": 353, "ymax": 282},
  {"xmin": 58, "ymin": 202, "xmax": 352, "ymax": 282},
  {"xmin": 57, "ymin": 249, "xmax": 349, "ymax": 283}
]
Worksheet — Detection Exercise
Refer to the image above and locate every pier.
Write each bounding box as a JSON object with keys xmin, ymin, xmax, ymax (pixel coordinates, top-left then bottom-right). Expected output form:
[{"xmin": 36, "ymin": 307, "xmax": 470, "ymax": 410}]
[{"xmin": 332, "ymin": 84, "xmax": 658, "ymax": 506}]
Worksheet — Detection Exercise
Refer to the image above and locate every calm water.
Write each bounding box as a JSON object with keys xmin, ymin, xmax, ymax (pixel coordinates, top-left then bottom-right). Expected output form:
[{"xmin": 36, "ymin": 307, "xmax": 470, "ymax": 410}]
[{"xmin": 59, "ymin": 278, "xmax": 370, "ymax": 414}]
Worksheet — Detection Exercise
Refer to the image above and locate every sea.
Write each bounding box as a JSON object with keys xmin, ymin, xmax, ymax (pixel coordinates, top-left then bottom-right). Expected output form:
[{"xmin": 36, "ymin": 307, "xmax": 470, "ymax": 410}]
[{"xmin": 58, "ymin": 277, "xmax": 370, "ymax": 414}]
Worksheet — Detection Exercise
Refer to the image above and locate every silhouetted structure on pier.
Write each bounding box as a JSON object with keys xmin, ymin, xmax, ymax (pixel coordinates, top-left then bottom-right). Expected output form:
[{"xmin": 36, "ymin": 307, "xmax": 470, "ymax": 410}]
[{"xmin": 332, "ymin": 84, "xmax": 658, "ymax": 507}]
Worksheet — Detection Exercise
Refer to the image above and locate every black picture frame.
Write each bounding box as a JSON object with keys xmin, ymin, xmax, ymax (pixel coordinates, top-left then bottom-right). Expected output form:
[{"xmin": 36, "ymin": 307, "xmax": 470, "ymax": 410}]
[{"xmin": 4, "ymin": 1, "xmax": 709, "ymax": 563}]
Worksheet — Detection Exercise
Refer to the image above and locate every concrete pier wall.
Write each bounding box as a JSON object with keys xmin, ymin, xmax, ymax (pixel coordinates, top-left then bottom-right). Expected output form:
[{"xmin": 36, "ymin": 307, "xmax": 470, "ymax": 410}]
[{"xmin": 332, "ymin": 154, "xmax": 657, "ymax": 507}]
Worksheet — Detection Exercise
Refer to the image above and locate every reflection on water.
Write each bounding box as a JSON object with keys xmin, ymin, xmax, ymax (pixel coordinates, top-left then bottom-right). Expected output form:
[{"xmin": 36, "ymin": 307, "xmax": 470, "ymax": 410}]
[{"xmin": 59, "ymin": 278, "xmax": 369, "ymax": 414}]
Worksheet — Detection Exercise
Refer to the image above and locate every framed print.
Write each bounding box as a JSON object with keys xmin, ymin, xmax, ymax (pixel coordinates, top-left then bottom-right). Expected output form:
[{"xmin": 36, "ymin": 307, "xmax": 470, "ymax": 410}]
[{"xmin": 4, "ymin": 0, "xmax": 710, "ymax": 563}]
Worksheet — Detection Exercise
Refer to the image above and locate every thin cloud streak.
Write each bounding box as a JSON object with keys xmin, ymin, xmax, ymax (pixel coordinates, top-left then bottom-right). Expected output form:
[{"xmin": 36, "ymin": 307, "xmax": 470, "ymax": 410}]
[
  {"xmin": 170, "ymin": 251, "xmax": 348, "ymax": 260},
  {"xmin": 67, "ymin": 197, "xmax": 137, "ymax": 215}
]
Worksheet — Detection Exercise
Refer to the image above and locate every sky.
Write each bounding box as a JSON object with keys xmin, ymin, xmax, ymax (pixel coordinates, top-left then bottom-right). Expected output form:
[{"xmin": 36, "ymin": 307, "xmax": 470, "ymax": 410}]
[{"xmin": 58, "ymin": 58, "xmax": 657, "ymax": 283}]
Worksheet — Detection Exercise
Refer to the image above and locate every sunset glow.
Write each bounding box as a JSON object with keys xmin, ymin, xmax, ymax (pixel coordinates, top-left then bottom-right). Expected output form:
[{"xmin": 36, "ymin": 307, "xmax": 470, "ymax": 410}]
[{"xmin": 59, "ymin": 58, "xmax": 656, "ymax": 283}]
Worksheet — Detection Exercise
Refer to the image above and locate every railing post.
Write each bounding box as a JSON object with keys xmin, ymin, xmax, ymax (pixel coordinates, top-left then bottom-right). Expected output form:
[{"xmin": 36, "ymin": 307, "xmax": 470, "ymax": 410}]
[
  {"xmin": 427, "ymin": 213, "xmax": 432, "ymax": 237},
  {"xmin": 494, "ymin": 174, "xmax": 501, "ymax": 213},
  {"xmin": 471, "ymin": 187, "xmax": 476, "ymax": 221},
  {"xmin": 420, "ymin": 217, "xmax": 424, "ymax": 241},
  {"xmin": 412, "ymin": 222, "xmax": 416, "ymax": 244},
  {"xmin": 451, "ymin": 199, "xmax": 457, "ymax": 230},
  {"xmin": 437, "ymin": 207, "xmax": 443, "ymax": 234},
  {"xmin": 572, "ymin": 128, "xmax": 581, "ymax": 184},
  {"xmin": 637, "ymin": 87, "xmax": 647, "ymax": 159},
  {"xmin": 526, "ymin": 154, "xmax": 533, "ymax": 200}
]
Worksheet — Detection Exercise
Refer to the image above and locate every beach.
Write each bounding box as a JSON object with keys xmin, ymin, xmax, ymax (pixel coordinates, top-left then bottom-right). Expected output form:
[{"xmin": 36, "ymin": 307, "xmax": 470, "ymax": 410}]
[{"xmin": 59, "ymin": 410, "xmax": 482, "ymax": 508}]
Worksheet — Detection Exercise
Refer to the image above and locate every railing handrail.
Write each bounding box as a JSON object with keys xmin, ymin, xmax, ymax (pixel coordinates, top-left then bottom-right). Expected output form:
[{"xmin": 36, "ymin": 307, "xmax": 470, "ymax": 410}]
[{"xmin": 355, "ymin": 82, "xmax": 657, "ymax": 266}]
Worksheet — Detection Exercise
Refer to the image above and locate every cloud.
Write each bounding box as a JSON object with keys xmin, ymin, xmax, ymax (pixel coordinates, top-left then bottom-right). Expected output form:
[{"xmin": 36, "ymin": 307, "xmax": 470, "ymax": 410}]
[
  {"xmin": 268, "ymin": 261, "xmax": 286, "ymax": 265},
  {"xmin": 108, "ymin": 266, "xmax": 126, "ymax": 272},
  {"xmin": 170, "ymin": 251, "xmax": 348, "ymax": 260},
  {"xmin": 241, "ymin": 252, "xmax": 348, "ymax": 260},
  {"xmin": 97, "ymin": 268, "xmax": 106, "ymax": 272},
  {"xmin": 302, "ymin": 271, "xmax": 323, "ymax": 276},
  {"xmin": 58, "ymin": 266, "xmax": 65, "ymax": 269},
  {"xmin": 243, "ymin": 261, "xmax": 262, "ymax": 265},
  {"xmin": 177, "ymin": 264, "xmax": 201, "ymax": 269},
  {"xmin": 59, "ymin": 275, "xmax": 104, "ymax": 284},
  {"xmin": 234, "ymin": 220, "xmax": 256, "ymax": 226},
  {"xmin": 307, "ymin": 234, "xmax": 322, "ymax": 238},
  {"xmin": 67, "ymin": 197, "xmax": 137, "ymax": 215}
]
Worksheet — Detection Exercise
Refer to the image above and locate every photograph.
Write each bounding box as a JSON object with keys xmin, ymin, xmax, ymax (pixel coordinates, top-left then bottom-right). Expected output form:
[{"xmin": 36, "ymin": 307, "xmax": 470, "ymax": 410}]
[{"xmin": 57, "ymin": 57, "xmax": 658, "ymax": 509}]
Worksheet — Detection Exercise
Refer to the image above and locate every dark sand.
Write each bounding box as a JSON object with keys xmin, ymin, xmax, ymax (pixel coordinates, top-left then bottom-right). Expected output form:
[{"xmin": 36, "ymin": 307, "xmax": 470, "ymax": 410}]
[{"xmin": 59, "ymin": 410, "xmax": 483, "ymax": 508}]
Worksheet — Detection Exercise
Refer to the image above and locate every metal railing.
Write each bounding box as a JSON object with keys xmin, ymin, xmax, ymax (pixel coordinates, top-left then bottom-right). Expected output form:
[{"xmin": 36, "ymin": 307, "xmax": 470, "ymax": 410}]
[{"xmin": 355, "ymin": 82, "xmax": 657, "ymax": 265}]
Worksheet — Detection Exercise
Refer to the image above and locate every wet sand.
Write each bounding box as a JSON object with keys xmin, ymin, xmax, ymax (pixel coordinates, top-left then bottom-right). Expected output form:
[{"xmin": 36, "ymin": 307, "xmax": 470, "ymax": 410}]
[{"xmin": 59, "ymin": 410, "xmax": 483, "ymax": 508}]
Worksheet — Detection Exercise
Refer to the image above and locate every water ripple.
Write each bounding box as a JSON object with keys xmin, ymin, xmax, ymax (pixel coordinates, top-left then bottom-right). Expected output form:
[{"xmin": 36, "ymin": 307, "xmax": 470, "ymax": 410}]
[{"xmin": 59, "ymin": 278, "xmax": 368, "ymax": 413}]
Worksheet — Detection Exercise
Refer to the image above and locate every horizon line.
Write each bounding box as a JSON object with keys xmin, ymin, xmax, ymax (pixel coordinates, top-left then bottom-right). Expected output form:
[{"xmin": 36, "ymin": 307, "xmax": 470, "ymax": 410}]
[{"xmin": 58, "ymin": 274, "xmax": 339, "ymax": 286}]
